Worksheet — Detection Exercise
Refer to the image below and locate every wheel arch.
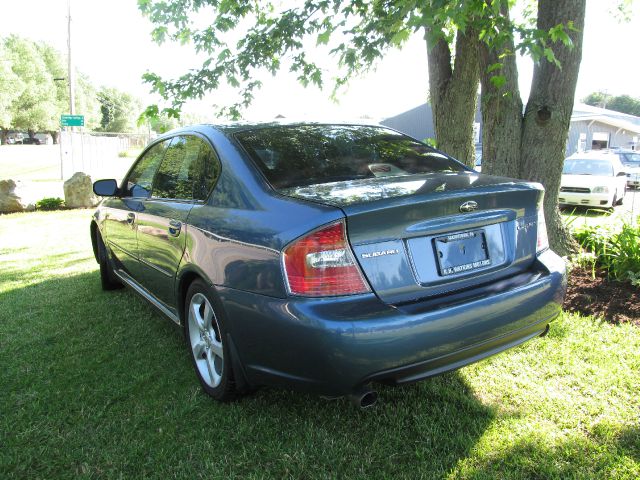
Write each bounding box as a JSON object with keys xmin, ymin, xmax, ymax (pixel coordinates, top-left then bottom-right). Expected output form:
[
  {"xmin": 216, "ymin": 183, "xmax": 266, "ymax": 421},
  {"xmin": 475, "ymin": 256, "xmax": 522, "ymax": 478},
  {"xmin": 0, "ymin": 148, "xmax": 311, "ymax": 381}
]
[
  {"xmin": 90, "ymin": 221, "xmax": 99, "ymax": 263},
  {"xmin": 176, "ymin": 265, "xmax": 216, "ymax": 327},
  {"xmin": 178, "ymin": 266, "xmax": 254, "ymax": 393}
]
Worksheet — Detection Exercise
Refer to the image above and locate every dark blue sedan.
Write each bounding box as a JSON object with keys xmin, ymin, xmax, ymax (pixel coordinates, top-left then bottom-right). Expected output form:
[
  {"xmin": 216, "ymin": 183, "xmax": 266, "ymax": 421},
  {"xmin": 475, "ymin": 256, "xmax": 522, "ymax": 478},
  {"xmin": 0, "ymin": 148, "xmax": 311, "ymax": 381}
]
[{"xmin": 91, "ymin": 123, "xmax": 566, "ymax": 407}]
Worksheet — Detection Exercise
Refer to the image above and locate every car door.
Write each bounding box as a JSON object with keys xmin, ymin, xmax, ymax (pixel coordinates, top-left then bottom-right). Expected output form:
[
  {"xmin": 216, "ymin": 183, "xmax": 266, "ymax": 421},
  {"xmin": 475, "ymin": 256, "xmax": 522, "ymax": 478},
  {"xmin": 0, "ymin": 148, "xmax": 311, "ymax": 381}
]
[
  {"xmin": 136, "ymin": 134, "xmax": 221, "ymax": 308},
  {"xmin": 103, "ymin": 140, "xmax": 169, "ymax": 281}
]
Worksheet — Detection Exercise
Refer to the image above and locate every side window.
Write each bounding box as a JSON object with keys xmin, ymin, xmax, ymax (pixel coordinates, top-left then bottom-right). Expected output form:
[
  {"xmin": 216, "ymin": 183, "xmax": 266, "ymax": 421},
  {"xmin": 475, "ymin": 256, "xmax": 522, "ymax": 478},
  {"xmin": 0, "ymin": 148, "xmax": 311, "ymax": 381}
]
[
  {"xmin": 152, "ymin": 135, "xmax": 220, "ymax": 201},
  {"xmin": 125, "ymin": 141, "xmax": 169, "ymax": 198}
]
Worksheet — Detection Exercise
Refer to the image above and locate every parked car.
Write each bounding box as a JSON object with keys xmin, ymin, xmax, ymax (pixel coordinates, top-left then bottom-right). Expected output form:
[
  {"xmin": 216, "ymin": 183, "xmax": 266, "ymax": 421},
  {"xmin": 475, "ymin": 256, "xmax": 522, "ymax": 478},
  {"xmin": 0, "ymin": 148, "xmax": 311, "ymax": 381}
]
[
  {"xmin": 91, "ymin": 123, "xmax": 566, "ymax": 406},
  {"xmin": 613, "ymin": 148, "xmax": 640, "ymax": 189},
  {"xmin": 21, "ymin": 136, "xmax": 41, "ymax": 145},
  {"xmin": 559, "ymin": 151, "xmax": 627, "ymax": 209},
  {"xmin": 34, "ymin": 133, "xmax": 53, "ymax": 145},
  {"xmin": 7, "ymin": 132, "xmax": 24, "ymax": 144}
]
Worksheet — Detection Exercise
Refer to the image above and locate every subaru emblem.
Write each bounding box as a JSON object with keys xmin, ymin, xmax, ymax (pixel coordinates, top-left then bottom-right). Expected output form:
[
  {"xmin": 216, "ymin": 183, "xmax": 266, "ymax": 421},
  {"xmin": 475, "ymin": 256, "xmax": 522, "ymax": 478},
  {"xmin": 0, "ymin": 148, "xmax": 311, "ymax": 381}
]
[{"xmin": 460, "ymin": 201, "xmax": 478, "ymax": 213}]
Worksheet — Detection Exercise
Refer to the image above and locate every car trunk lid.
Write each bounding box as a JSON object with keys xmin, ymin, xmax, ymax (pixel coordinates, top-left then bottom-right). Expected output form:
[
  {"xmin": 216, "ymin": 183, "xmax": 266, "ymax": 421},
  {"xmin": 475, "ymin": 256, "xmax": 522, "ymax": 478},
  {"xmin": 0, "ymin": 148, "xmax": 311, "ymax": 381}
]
[{"xmin": 282, "ymin": 172, "xmax": 544, "ymax": 305}]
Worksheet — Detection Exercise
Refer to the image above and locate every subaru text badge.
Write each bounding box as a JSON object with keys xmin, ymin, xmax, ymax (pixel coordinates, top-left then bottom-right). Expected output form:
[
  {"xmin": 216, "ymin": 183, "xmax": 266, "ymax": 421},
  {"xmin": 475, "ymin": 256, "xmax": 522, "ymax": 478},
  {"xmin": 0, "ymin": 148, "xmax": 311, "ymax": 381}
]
[{"xmin": 460, "ymin": 201, "xmax": 478, "ymax": 213}]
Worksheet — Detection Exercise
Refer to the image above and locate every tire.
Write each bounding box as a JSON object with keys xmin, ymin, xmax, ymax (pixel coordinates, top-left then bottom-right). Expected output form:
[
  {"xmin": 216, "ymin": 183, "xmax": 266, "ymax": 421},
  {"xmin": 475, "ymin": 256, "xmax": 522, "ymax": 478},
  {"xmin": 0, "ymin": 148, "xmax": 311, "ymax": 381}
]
[
  {"xmin": 617, "ymin": 188, "xmax": 625, "ymax": 205},
  {"xmin": 185, "ymin": 280, "xmax": 236, "ymax": 401},
  {"xmin": 96, "ymin": 233, "xmax": 123, "ymax": 290}
]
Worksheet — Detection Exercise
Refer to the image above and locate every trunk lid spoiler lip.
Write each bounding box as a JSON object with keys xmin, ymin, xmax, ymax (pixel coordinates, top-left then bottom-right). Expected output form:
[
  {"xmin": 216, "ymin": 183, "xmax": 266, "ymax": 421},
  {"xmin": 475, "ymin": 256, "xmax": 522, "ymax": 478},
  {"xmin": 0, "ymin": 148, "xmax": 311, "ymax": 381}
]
[
  {"xmin": 278, "ymin": 172, "xmax": 541, "ymax": 209},
  {"xmin": 403, "ymin": 209, "xmax": 517, "ymax": 239}
]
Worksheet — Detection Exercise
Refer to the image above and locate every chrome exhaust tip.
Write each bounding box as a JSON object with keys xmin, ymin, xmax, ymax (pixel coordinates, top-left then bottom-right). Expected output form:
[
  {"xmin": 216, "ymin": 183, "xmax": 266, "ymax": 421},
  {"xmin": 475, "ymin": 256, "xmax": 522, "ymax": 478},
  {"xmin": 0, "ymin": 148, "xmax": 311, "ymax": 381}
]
[{"xmin": 349, "ymin": 388, "xmax": 378, "ymax": 409}]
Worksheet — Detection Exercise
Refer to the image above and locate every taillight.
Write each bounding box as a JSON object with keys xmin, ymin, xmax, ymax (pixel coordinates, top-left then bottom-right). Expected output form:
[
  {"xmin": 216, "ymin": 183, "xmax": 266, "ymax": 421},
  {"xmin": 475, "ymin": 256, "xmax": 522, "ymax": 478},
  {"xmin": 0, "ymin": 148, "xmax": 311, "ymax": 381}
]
[
  {"xmin": 537, "ymin": 208, "xmax": 549, "ymax": 253},
  {"xmin": 283, "ymin": 220, "xmax": 371, "ymax": 296}
]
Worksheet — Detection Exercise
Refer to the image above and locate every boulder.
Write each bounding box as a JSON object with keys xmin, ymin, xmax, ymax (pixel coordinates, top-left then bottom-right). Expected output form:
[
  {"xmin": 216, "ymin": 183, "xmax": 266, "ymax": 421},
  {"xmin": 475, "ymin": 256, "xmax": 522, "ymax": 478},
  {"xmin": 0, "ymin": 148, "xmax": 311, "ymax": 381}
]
[
  {"xmin": 0, "ymin": 179, "xmax": 27, "ymax": 213},
  {"xmin": 64, "ymin": 172, "xmax": 99, "ymax": 208}
]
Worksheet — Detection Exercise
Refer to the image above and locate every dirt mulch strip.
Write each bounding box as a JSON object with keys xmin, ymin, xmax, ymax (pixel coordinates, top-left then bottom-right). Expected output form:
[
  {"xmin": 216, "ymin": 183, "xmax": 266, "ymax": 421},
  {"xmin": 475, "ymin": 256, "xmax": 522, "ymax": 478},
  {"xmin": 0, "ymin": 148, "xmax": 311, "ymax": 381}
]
[{"xmin": 563, "ymin": 266, "xmax": 640, "ymax": 326}]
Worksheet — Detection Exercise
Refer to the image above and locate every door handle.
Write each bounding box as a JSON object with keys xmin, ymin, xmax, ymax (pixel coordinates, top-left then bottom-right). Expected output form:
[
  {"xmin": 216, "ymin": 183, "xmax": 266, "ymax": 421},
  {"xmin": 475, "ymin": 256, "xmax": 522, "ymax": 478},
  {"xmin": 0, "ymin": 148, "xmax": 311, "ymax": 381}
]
[
  {"xmin": 168, "ymin": 220, "xmax": 182, "ymax": 237},
  {"xmin": 127, "ymin": 213, "xmax": 135, "ymax": 225}
]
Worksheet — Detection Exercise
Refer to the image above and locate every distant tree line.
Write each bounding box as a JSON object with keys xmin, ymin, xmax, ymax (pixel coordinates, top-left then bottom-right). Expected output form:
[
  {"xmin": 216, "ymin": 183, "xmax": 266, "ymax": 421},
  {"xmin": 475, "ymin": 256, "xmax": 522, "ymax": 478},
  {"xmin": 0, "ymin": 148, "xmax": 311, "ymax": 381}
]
[
  {"xmin": 0, "ymin": 35, "xmax": 150, "ymax": 144},
  {"xmin": 583, "ymin": 91, "xmax": 640, "ymax": 117}
]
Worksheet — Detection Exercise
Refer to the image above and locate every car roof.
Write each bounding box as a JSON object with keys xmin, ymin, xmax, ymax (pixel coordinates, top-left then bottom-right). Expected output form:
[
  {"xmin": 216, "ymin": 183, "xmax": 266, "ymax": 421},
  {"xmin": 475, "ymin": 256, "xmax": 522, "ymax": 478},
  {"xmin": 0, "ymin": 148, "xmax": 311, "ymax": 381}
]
[
  {"xmin": 158, "ymin": 120, "xmax": 387, "ymax": 138},
  {"xmin": 566, "ymin": 150, "xmax": 623, "ymax": 162}
]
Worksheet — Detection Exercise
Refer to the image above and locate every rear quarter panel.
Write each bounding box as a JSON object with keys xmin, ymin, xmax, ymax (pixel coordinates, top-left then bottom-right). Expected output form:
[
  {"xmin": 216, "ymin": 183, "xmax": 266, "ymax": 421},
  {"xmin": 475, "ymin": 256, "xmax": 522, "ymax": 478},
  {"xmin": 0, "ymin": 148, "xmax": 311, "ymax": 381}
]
[{"xmin": 178, "ymin": 128, "xmax": 343, "ymax": 298}]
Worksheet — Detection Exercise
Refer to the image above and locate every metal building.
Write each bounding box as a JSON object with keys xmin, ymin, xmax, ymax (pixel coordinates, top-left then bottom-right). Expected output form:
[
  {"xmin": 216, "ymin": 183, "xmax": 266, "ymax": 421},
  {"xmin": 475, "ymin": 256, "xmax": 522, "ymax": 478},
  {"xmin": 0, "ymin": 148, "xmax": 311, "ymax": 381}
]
[
  {"xmin": 567, "ymin": 104, "xmax": 640, "ymax": 154},
  {"xmin": 381, "ymin": 102, "xmax": 640, "ymax": 156}
]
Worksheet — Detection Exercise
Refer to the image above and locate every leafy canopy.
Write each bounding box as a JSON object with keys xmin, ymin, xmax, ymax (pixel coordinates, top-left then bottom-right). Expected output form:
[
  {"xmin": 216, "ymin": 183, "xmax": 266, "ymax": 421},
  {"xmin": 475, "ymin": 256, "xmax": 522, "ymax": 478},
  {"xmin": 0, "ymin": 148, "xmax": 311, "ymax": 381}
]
[
  {"xmin": 138, "ymin": 0, "xmax": 577, "ymax": 120},
  {"xmin": 583, "ymin": 91, "xmax": 640, "ymax": 117},
  {"xmin": 97, "ymin": 87, "xmax": 143, "ymax": 133},
  {"xmin": 0, "ymin": 35, "xmax": 102, "ymax": 133}
]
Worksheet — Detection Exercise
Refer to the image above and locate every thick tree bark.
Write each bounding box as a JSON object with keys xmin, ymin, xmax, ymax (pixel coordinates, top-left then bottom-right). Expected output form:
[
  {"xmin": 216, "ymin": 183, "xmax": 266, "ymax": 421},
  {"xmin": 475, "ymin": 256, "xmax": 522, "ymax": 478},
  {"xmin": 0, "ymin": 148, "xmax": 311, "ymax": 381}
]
[
  {"xmin": 49, "ymin": 130, "xmax": 60, "ymax": 144},
  {"xmin": 478, "ymin": 0, "xmax": 585, "ymax": 255},
  {"xmin": 520, "ymin": 0, "xmax": 586, "ymax": 256},
  {"xmin": 426, "ymin": 27, "xmax": 479, "ymax": 167},
  {"xmin": 479, "ymin": 4, "xmax": 523, "ymax": 179},
  {"xmin": 0, "ymin": 129, "xmax": 7, "ymax": 145}
]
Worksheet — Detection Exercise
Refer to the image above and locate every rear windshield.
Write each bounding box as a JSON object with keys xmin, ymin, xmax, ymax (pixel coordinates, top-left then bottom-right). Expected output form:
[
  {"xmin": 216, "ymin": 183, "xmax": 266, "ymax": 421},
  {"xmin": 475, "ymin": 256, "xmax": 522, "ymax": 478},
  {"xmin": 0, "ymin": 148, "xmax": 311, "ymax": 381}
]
[
  {"xmin": 234, "ymin": 125, "xmax": 465, "ymax": 189},
  {"xmin": 563, "ymin": 159, "xmax": 613, "ymax": 176}
]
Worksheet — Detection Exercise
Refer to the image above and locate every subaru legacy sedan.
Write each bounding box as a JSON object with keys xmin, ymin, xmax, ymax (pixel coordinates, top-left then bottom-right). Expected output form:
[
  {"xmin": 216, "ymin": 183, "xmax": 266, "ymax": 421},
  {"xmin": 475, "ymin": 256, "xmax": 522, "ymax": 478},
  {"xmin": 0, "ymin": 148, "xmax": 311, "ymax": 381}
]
[{"xmin": 91, "ymin": 123, "xmax": 566, "ymax": 406}]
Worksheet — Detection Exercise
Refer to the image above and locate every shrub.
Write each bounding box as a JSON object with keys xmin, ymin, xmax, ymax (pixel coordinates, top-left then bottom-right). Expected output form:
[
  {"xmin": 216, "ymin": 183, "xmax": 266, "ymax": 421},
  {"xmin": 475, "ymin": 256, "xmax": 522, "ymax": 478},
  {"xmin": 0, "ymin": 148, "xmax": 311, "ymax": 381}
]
[
  {"xmin": 573, "ymin": 219, "xmax": 640, "ymax": 283},
  {"xmin": 35, "ymin": 197, "xmax": 65, "ymax": 211},
  {"xmin": 118, "ymin": 148, "xmax": 142, "ymax": 158}
]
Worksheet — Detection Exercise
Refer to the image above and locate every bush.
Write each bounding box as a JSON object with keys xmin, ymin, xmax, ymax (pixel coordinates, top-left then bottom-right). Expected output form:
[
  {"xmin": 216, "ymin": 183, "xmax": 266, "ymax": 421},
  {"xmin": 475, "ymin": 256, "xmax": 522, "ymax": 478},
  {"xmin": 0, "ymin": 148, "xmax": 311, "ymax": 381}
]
[
  {"xmin": 35, "ymin": 197, "xmax": 65, "ymax": 211},
  {"xmin": 118, "ymin": 148, "xmax": 142, "ymax": 158},
  {"xmin": 573, "ymin": 219, "xmax": 640, "ymax": 283}
]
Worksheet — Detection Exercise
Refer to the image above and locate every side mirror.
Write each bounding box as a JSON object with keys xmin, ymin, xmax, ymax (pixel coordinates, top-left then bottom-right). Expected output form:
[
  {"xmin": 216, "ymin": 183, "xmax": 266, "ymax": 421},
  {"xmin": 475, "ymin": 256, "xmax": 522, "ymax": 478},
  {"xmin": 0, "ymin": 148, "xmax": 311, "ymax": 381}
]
[
  {"xmin": 617, "ymin": 171, "xmax": 627, "ymax": 177},
  {"xmin": 93, "ymin": 179, "xmax": 118, "ymax": 196}
]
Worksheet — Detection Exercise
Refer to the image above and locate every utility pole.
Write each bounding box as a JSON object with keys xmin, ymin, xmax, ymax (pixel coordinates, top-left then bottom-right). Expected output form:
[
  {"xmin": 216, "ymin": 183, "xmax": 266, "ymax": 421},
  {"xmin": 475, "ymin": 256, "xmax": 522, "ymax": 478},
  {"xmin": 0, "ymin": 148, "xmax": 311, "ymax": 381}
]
[{"xmin": 67, "ymin": 0, "xmax": 75, "ymax": 115}]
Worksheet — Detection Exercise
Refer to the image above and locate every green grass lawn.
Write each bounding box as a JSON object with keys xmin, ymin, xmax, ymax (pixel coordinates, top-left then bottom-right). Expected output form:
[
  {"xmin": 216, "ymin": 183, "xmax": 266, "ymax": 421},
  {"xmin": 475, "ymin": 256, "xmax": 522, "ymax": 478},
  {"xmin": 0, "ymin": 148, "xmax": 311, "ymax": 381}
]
[
  {"xmin": 0, "ymin": 145, "xmax": 62, "ymax": 181},
  {"xmin": 1, "ymin": 210, "xmax": 639, "ymax": 479}
]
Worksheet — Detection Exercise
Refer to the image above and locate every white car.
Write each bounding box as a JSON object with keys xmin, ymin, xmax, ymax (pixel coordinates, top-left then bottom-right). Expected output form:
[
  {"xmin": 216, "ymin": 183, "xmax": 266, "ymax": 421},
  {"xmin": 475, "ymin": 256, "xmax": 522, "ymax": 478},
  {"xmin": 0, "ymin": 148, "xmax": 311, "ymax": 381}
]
[
  {"xmin": 615, "ymin": 149, "xmax": 640, "ymax": 189},
  {"xmin": 559, "ymin": 152, "xmax": 627, "ymax": 209}
]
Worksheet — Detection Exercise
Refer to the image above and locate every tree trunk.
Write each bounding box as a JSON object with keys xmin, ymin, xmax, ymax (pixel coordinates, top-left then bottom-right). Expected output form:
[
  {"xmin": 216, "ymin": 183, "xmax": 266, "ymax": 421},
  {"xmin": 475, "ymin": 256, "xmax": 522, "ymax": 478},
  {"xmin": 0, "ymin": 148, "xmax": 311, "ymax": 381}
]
[
  {"xmin": 0, "ymin": 129, "xmax": 7, "ymax": 145},
  {"xmin": 49, "ymin": 130, "xmax": 60, "ymax": 144},
  {"xmin": 479, "ymin": 4, "xmax": 524, "ymax": 179},
  {"xmin": 426, "ymin": 27, "xmax": 479, "ymax": 167},
  {"xmin": 520, "ymin": 0, "xmax": 586, "ymax": 256}
]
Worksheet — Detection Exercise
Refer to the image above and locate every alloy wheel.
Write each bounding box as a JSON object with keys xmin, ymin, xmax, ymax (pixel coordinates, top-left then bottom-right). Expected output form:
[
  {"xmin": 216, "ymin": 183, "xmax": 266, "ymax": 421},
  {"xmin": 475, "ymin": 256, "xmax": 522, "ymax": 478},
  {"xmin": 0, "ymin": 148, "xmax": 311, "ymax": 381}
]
[{"xmin": 188, "ymin": 293, "xmax": 224, "ymax": 388}]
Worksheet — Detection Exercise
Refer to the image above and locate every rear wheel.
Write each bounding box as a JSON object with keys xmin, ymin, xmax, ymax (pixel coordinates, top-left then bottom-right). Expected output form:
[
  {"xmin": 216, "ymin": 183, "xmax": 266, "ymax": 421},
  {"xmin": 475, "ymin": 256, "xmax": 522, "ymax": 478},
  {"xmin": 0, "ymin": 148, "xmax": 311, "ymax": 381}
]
[
  {"xmin": 185, "ymin": 280, "xmax": 236, "ymax": 401},
  {"xmin": 96, "ymin": 233, "xmax": 123, "ymax": 290}
]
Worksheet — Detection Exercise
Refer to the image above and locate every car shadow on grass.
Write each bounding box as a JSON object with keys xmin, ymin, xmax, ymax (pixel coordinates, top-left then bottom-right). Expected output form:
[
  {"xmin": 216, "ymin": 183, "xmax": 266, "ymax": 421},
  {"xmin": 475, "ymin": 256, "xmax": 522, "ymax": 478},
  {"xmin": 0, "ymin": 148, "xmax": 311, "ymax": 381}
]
[{"xmin": 3, "ymin": 270, "xmax": 495, "ymax": 478}]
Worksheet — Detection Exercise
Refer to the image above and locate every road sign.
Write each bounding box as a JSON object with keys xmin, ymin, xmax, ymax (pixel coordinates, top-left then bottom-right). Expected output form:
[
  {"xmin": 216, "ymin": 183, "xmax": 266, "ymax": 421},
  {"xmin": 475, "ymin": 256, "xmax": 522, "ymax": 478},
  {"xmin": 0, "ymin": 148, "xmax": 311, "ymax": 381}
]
[{"xmin": 60, "ymin": 114, "xmax": 84, "ymax": 127}]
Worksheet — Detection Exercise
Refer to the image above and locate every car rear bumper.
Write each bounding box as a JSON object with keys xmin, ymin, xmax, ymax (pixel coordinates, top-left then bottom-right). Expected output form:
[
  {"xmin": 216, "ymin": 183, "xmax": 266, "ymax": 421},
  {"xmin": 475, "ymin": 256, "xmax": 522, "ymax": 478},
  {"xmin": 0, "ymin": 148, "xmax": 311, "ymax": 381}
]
[{"xmin": 219, "ymin": 249, "xmax": 566, "ymax": 396}]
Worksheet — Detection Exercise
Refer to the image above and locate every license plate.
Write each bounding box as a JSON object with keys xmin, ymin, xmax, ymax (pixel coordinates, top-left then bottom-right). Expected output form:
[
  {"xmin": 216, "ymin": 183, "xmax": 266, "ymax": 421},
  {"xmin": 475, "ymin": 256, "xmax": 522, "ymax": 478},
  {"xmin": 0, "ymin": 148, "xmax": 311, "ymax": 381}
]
[{"xmin": 434, "ymin": 230, "xmax": 490, "ymax": 276}]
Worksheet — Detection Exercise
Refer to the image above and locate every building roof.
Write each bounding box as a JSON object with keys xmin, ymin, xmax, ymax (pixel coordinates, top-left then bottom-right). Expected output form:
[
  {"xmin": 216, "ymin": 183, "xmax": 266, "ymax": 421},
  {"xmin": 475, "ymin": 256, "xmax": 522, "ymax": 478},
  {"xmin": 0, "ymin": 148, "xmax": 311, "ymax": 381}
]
[{"xmin": 571, "ymin": 103, "xmax": 640, "ymax": 134}]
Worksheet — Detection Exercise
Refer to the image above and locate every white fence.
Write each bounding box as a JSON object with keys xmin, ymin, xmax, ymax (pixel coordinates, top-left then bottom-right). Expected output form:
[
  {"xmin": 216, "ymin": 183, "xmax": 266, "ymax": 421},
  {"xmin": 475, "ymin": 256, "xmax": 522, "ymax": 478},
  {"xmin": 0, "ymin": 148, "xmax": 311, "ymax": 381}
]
[{"xmin": 59, "ymin": 131, "xmax": 150, "ymax": 181}]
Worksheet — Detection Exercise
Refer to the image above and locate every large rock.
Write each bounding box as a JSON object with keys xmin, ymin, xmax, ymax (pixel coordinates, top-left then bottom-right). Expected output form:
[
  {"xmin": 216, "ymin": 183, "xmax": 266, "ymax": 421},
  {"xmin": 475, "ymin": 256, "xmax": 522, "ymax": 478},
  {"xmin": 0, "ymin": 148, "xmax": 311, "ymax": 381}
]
[
  {"xmin": 64, "ymin": 172, "xmax": 99, "ymax": 208},
  {"xmin": 0, "ymin": 179, "xmax": 28, "ymax": 213}
]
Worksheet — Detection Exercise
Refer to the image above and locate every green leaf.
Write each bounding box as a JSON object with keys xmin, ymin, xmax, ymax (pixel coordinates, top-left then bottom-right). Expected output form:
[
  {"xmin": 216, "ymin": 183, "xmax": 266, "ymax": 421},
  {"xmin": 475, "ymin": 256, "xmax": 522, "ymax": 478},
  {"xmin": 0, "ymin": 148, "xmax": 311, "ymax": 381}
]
[
  {"xmin": 487, "ymin": 62, "xmax": 502, "ymax": 74},
  {"xmin": 317, "ymin": 30, "xmax": 332, "ymax": 46},
  {"xmin": 490, "ymin": 74, "xmax": 506, "ymax": 89},
  {"xmin": 390, "ymin": 29, "xmax": 410, "ymax": 47}
]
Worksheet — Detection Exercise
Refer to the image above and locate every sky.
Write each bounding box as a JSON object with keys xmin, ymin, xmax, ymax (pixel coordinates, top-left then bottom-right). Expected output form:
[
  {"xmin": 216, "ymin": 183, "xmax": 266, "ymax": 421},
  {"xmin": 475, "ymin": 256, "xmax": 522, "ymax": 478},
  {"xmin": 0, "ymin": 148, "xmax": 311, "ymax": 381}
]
[{"xmin": 1, "ymin": 0, "xmax": 639, "ymax": 122}]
